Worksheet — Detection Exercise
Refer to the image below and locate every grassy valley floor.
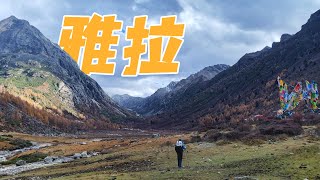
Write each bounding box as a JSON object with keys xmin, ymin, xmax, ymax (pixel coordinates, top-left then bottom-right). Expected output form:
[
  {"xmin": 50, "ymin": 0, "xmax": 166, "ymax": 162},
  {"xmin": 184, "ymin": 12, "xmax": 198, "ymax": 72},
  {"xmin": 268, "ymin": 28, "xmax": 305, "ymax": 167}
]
[{"xmin": 0, "ymin": 130, "xmax": 319, "ymax": 180}]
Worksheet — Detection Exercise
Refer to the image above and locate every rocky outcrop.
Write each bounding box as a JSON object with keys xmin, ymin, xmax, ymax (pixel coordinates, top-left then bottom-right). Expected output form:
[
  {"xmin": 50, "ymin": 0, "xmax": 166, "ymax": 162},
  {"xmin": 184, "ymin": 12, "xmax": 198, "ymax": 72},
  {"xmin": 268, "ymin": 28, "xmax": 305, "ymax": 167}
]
[
  {"xmin": 280, "ymin": 34, "xmax": 292, "ymax": 42},
  {"xmin": 15, "ymin": 160, "xmax": 26, "ymax": 166}
]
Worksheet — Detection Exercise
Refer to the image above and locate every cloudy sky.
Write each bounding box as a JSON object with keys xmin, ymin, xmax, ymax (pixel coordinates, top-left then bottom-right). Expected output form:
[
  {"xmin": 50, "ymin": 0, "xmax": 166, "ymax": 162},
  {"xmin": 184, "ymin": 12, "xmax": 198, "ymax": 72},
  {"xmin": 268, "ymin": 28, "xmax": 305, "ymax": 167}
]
[{"xmin": 0, "ymin": 0, "xmax": 319, "ymax": 97}]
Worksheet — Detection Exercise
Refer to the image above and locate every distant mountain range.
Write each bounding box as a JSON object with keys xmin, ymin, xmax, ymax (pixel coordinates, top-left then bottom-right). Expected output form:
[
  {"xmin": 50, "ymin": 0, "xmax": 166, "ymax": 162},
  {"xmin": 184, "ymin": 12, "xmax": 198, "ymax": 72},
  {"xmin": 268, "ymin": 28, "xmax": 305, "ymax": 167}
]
[
  {"xmin": 114, "ymin": 9, "xmax": 320, "ymax": 130},
  {"xmin": 2, "ymin": 8, "xmax": 320, "ymax": 133},
  {"xmin": 112, "ymin": 64, "xmax": 230, "ymax": 115},
  {"xmin": 0, "ymin": 16, "xmax": 136, "ymax": 133}
]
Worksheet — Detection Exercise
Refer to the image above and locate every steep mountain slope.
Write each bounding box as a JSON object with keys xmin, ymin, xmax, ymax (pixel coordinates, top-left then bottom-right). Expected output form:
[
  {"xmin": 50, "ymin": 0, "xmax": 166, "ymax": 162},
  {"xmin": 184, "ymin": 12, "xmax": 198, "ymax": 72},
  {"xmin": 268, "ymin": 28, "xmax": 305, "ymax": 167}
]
[
  {"xmin": 112, "ymin": 94, "xmax": 144, "ymax": 112},
  {"xmin": 0, "ymin": 16, "xmax": 135, "ymax": 133},
  {"xmin": 147, "ymin": 9, "xmax": 320, "ymax": 129},
  {"xmin": 113, "ymin": 64, "xmax": 229, "ymax": 115}
]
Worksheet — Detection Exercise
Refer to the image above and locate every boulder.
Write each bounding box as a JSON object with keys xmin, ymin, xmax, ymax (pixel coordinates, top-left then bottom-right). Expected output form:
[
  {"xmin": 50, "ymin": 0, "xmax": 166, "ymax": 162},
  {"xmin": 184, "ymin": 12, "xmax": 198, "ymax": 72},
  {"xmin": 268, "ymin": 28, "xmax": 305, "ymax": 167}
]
[
  {"xmin": 91, "ymin": 139, "xmax": 103, "ymax": 142},
  {"xmin": 62, "ymin": 157, "xmax": 74, "ymax": 163},
  {"xmin": 299, "ymin": 163, "xmax": 307, "ymax": 169},
  {"xmin": 152, "ymin": 133, "xmax": 160, "ymax": 138},
  {"xmin": 80, "ymin": 151, "xmax": 88, "ymax": 158},
  {"xmin": 44, "ymin": 156, "xmax": 53, "ymax": 164},
  {"xmin": 16, "ymin": 160, "xmax": 27, "ymax": 166},
  {"xmin": 88, "ymin": 151, "xmax": 99, "ymax": 157},
  {"xmin": 0, "ymin": 156, "xmax": 6, "ymax": 162},
  {"xmin": 44, "ymin": 156, "xmax": 59, "ymax": 164},
  {"xmin": 73, "ymin": 153, "xmax": 81, "ymax": 159},
  {"xmin": 54, "ymin": 157, "xmax": 74, "ymax": 163}
]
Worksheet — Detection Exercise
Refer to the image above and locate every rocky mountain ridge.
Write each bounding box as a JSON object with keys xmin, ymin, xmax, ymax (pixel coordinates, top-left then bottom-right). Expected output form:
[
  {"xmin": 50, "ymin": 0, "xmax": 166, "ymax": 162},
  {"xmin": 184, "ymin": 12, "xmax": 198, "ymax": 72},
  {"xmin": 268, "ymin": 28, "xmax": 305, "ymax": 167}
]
[
  {"xmin": 0, "ymin": 16, "xmax": 136, "ymax": 133},
  {"xmin": 113, "ymin": 64, "xmax": 230, "ymax": 116},
  {"xmin": 146, "ymin": 9, "xmax": 320, "ymax": 129}
]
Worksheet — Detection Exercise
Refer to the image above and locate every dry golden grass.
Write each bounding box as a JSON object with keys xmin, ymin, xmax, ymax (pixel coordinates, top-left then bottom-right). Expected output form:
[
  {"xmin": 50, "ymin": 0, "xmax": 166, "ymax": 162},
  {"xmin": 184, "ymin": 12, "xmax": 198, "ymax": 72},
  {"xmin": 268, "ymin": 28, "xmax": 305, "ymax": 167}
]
[
  {"xmin": 1, "ymin": 131, "xmax": 319, "ymax": 180},
  {"xmin": 0, "ymin": 141, "xmax": 13, "ymax": 150}
]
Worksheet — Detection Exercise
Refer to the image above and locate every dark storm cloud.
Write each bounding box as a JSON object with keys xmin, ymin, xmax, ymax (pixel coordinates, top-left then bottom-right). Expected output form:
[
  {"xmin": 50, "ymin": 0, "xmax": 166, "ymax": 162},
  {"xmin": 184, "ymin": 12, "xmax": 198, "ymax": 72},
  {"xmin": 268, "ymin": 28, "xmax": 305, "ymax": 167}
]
[{"xmin": 0, "ymin": 0, "xmax": 319, "ymax": 97}]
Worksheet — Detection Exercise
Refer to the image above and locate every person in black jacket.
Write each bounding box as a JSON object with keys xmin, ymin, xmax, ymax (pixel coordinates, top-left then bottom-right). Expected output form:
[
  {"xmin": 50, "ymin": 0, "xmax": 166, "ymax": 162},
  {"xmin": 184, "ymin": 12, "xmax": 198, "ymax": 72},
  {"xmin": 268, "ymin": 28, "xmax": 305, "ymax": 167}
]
[{"xmin": 175, "ymin": 139, "xmax": 186, "ymax": 168}]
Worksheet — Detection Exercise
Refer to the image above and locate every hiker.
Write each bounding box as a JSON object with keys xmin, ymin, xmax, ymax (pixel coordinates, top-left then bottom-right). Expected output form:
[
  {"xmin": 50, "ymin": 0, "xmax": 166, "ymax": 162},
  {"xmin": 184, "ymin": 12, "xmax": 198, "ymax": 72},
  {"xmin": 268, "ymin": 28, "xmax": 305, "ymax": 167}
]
[{"xmin": 175, "ymin": 139, "xmax": 186, "ymax": 168}]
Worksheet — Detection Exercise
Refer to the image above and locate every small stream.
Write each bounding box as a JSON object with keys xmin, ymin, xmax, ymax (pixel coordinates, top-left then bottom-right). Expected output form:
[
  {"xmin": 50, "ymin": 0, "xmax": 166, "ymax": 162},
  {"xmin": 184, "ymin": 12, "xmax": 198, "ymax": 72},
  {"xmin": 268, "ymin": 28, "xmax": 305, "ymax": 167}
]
[
  {"xmin": 0, "ymin": 142, "xmax": 98, "ymax": 176},
  {"xmin": 0, "ymin": 160, "xmax": 67, "ymax": 175},
  {"xmin": 0, "ymin": 142, "xmax": 53, "ymax": 162}
]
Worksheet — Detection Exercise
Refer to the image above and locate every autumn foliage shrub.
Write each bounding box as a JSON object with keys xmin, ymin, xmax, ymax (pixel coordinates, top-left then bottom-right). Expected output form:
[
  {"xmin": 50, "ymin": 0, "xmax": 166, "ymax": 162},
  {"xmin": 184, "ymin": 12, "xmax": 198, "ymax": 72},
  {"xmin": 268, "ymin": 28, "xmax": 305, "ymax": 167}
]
[
  {"xmin": 259, "ymin": 120, "xmax": 303, "ymax": 136},
  {"xmin": 203, "ymin": 129, "xmax": 248, "ymax": 142},
  {"xmin": 202, "ymin": 129, "xmax": 221, "ymax": 142},
  {"xmin": 189, "ymin": 135, "xmax": 202, "ymax": 143},
  {"xmin": 236, "ymin": 124, "xmax": 252, "ymax": 132},
  {"xmin": 293, "ymin": 113, "xmax": 303, "ymax": 121},
  {"xmin": 315, "ymin": 125, "xmax": 320, "ymax": 137},
  {"xmin": 240, "ymin": 133, "xmax": 267, "ymax": 146}
]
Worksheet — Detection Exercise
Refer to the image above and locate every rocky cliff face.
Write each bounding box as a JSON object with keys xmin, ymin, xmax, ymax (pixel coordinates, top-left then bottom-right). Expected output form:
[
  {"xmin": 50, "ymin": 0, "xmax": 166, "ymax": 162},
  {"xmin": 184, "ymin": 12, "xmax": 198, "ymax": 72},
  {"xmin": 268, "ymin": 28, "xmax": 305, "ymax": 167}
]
[
  {"xmin": 0, "ymin": 16, "xmax": 135, "ymax": 133},
  {"xmin": 113, "ymin": 64, "xmax": 230, "ymax": 116}
]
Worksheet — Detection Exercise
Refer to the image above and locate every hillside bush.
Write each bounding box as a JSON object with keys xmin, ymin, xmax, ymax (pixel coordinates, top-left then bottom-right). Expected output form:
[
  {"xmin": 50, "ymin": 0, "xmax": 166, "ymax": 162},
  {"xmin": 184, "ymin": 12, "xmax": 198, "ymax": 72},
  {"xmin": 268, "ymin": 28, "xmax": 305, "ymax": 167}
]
[{"xmin": 259, "ymin": 120, "xmax": 303, "ymax": 136}]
